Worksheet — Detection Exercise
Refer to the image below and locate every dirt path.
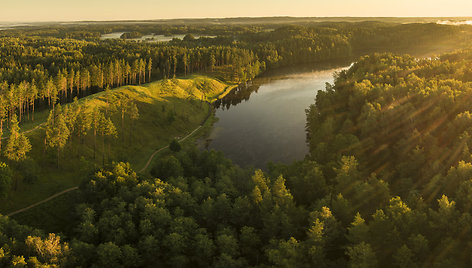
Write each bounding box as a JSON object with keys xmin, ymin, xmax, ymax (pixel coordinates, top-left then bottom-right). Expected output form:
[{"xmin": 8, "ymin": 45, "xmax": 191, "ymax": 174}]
[
  {"xmin": 138, "ymin": 102, "xmax": 211, "ymax": 173},
  {"xmin": 1, "ymin": 122, "xmax": 46, "ymax": 140},
  {"xmin": 6, "ymin": 186, "xmax": 79, "ymax": 217},
  {"xmin": 6, "ymin": 102, "xmax": 215, "ymax": 217}
]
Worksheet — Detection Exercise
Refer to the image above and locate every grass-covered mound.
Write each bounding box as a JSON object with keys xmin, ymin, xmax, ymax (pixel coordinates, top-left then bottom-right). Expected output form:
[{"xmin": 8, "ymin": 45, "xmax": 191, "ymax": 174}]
[{"xmin": 0, "ymin": 75, "xmax": 235, "ymax": 215}]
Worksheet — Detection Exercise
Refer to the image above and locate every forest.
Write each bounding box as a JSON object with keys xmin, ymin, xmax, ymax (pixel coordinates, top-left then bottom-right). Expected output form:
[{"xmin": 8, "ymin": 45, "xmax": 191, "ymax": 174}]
[
  {"xmin": 1, "ymin": 19, "xmax": 472, "ymax": 267},
  {"xmin": 1, "ymin": 21, "xmax": 470, "ymax": 128}
]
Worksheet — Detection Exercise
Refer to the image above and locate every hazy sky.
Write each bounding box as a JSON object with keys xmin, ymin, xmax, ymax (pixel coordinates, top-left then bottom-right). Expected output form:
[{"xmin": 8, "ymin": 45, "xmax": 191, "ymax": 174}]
[{"xmin": 1, "ymin": 0, "xmax": 471, "ymax": 22}]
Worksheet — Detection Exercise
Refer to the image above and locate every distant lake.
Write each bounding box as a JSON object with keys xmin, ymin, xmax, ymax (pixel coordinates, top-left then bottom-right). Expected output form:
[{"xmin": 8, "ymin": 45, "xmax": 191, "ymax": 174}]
[
  {"xmin": 201, "ymin": 62, "xmax": 351, "ymax": 168},
  {"xmin": 100, "ymin": 32, "xmax": 126, "ymax": 39},
  {"xmin": 0, "ymin": 23, "xmax": 32, "ymax": 30},
  {"xmin": 100, "ymin": 32, "xmax": 216, "ymax": 42}
]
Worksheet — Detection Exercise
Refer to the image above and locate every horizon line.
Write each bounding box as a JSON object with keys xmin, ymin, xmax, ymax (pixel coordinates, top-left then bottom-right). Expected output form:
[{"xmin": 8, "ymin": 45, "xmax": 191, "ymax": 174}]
[{"xmin": 1, "ymin": 15, "xmax": 472, "ymax": 24}]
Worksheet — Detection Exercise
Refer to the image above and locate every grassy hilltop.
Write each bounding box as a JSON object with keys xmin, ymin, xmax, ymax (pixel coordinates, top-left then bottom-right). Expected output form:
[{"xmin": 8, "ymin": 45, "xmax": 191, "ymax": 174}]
[{"xmin": 1, "ymin": 75, "xmax": 235, "ymax": 219}]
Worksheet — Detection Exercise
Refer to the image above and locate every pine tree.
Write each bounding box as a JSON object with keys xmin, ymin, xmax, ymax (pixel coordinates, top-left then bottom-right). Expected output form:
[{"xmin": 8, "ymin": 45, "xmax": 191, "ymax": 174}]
[
  {"xmin": 45, "ymin": 79, "xmax": 56, "ymax": 108},
  {"xmin": 140, "ymin": 59, "xmax": 146, "ymax": 84},
  {"xmin": 128, "ymin": 103, "xmax": 139, "ymax": 145},
  {"xmin": 0, "ymin": 95, "xmax": 7, "ymax": 152},
  {"xmin": 104, "ymin": 86, "xmax": 111, "ymax": 115},
  {"xmin": 28, "ymin": 80, "xmax": 38, "ymax": 121},
  {"xmin": 0, "ymin": 162, "xmax": 12, "ymax": 199},
  {"xmin": 91, "ymin": 108, "xmax": 101, "ymax": 160},
  {"xmin": 4, "ymin": 114, "xmax": 32, "ymax": 162},
  {"xmin": 75, "ymin": 70, "xmax": 81, "ymax": 98},
  {"xmin": 347, "ymin": 213, "xmax": 369, "ymax": 244},
  {"xmin": 68, "ymin": 69, "xmax": 75, "ymax": 101},
  {"xmin": 346, "ymin": 242, "xmax": 377, "ymax": 268},
  {"xmin": 112, "ymin": 94, "xmax": 132, "ymax": 143},
  {"xmin": 46, "ymin": 111, "xmax": 70, "ymax": 167},
  {"xmin": 99, "ymin": 115, "xmax": 117, "ymax": 165},
  {"xmin": 147, "ymin": 58, "xmax": 152, "ymax": 82},
  {"xmin": 76, "ymin": 108, "xmax": 91, "ymax": 145},
  {"xmin": 169, "ymin": 139, "xmax": 181, "ymax": 152},
  {"xmin": 64, "ymin": 98, "xmax": 80, "ymax": 135}
]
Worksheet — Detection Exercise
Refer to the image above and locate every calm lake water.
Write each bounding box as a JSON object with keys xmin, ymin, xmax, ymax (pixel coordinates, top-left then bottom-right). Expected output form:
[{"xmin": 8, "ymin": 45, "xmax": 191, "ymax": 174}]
[
  {"xmin": 202, "ymin": 63, "xmax": 351, "ymax": 168},
  {"xmin": 100, "ymin": 32, "xmax": 216, "ymax": 42}
]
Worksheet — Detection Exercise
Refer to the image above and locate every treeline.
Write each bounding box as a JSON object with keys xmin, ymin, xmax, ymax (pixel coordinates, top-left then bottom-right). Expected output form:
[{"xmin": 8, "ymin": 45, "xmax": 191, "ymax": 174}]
[
  {"xmin": 43, "ymin": 95, "xmax": 139, "ymax": 168},
  {"xmin": 0, "ymin": 23, "xmax": 267, "ymax": 40},
  {"xmin": 170, "ymin": 22, "xmax": 472, "ymax": 70},
  {"xmin": 306, "ymin": 51, "xmax": 472, "ymax": 195},
  {"xmin": 1, "ymin": 22, "xmax": 470, "ymax": 131},
  {"xmin": 237, "ymin": 22, "xmax": 472, "ymax": 68},
  {"xmin": 0, "ymin": 57, "xmax": 149, "ymax": 122},
  {"xmin": 120, "ymin": 32, "xmax": 143, "ymax": 39},
  {"xmin": 0, "ymin": 37, "xmax": 263, "ymax": 131},
  {"xmin": 0, "ymin": 92, "xmax": 140, "ymax": 197}
]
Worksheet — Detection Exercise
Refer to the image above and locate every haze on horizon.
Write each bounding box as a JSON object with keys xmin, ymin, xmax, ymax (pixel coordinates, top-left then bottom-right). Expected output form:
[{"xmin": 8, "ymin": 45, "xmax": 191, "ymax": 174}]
[{"xmin": 1, "ymin": 0, "xmax": 472, "ymax": 22}]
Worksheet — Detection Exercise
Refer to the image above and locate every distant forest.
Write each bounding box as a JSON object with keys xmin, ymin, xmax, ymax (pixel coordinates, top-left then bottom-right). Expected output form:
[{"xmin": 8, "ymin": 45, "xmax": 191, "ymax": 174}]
[
  {"xmin": 1, "ymin": 21, "xmax": 470, "ymax": 126},
  {"xmin": 1, "ymin": 20, "xmax": 472, "ymax": 267}
]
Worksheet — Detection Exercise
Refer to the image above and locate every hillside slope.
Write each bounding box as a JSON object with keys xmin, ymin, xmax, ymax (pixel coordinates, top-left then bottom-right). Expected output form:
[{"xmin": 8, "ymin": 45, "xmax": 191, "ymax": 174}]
[{"xmin": 0, "ymin": 75, "xmax": 235, "ymax": 214}]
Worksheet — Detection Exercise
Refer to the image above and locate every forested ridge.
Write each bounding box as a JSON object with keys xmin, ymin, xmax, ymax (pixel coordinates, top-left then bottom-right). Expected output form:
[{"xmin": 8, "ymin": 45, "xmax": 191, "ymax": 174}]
[
  {"xmin": 0, "ymin": 38, "xmax": 262, "ymax": 125},
  {"xmin": 1, "ymin": 21, "xmax": 472, "ymax": 267}
]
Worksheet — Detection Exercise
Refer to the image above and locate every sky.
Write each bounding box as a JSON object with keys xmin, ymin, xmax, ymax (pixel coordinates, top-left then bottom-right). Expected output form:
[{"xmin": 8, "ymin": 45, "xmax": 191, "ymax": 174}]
[{"xmin": 1, "ymin": 0, "xmax": 471, "ymax": 22}]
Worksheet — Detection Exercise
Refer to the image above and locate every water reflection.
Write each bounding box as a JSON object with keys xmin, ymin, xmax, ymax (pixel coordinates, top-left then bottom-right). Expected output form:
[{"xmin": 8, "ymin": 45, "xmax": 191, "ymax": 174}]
[
  {"xmin": 204, "ymin": 61, "xmax": 351, "ymax": 168},
  {"xmin": 214, "ymin": 82, "xmax": 260, "ymax": 111}
]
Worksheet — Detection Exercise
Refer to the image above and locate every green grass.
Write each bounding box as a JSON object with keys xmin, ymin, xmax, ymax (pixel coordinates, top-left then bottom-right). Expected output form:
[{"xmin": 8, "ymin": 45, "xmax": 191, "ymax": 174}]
[
  {"xmin": 8, "ymin": 112, "xmax": 220, "ymax": 235},
  {"xmin": 0, "ymin": 75, "xmax": 236, "ymax": 220},
  {"xmin": 10, "ymin": 190, "xmax": 80, "ymax": 237},
  {"xmin": 140, "ymin": 107, "xmax": 220, "ymax": 177}
]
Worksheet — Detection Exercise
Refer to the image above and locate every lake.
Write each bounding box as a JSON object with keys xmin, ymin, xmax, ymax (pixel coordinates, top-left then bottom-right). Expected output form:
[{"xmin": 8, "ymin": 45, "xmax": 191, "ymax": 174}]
[
  {"xmin": 201, "ymin": 62, "xmax": 351, "ymax": 168},
  {"xmin": 100, "ymin": 32, "xmax": 216, "ymax": 41}
]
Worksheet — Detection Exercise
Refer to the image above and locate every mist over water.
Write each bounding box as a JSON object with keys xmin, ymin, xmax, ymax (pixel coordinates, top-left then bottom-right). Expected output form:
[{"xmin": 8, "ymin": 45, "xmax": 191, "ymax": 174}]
[
  {"xmin": 0, "ymin": 22, "xmax": 33, "ymax": 30},
  {"xmin": 437, "ymin": 20, "xmax": 472, "ymax": 25}
]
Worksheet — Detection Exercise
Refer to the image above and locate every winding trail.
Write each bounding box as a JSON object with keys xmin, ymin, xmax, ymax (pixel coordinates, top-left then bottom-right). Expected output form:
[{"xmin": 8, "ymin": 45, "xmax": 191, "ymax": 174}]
[
  {"xmin": 2, "ymin": 123, "xmax": 75, "ymax": 217},
  {"xmin": 6, "ymin": 186, "xmax": 79, "ymax": 217},
  {"xmin": 138, "ymin": 124, "xmax": 204, "ymax": 173},
  {"xmin": 138, "ymin": 102, "xmax": 212, "ymax": 173},
  {"xmin": 1, "ymin": 122, "xmax": 46, "ymax": 140},
  {"xmin": 6, "ymin": 102, "xmax": 215, "ymax": 217}
]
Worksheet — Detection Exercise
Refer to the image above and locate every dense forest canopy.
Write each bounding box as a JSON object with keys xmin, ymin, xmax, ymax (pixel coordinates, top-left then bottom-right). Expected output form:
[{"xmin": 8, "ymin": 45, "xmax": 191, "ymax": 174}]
[
  {"xmin": 6, "ymin": 50, "xmax": 472, "ymax": 266},
  {"xmin": 1, "ymin": 20, "xmax": 472, "ymax": 267}
]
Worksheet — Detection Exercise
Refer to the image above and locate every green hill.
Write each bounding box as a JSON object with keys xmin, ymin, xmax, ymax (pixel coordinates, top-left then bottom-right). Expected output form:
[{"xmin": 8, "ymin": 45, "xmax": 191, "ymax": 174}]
[{"xmin": 0, "ymin": 75, "xmax": 236, "ymax": 215}]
